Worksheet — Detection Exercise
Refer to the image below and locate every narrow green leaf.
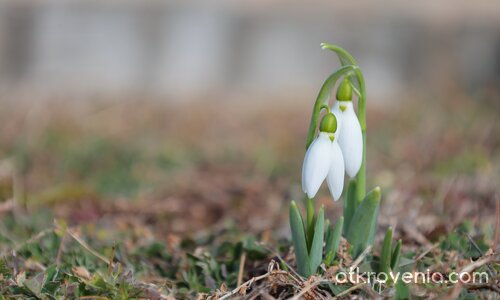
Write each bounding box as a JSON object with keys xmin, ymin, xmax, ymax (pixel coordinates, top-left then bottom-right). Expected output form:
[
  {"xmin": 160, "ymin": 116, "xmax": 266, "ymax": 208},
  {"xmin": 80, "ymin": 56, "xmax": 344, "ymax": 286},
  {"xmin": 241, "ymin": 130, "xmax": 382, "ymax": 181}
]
[
  {"xmin": 367, "ymin": 203, "xmax": 380, "ymax": 246},
  {"xmin": 391, "ymin": 239, "xmax": 402, "ymax": 271},
  {"xmin": 395, "ymin": 277, "xmax": 410, "ymax": 299},
  {"xmin": 308, "ymin": 206, "xmax": 325, "ymax": 274},
  {"xmin": 379, "ymin": 227, "xmax": 393, "ymax": 275},
  {"xmin": 324, "ymin": 216, "xmax": 343, "ymax": 266},
  {"xmin": 324, "ymin": 219, "xmax": 331, "ymax": 244},
  {"xmin": 346, "ymin": 187, "xmax": 381, "ymax": 258},
  {"xmin": 343, "ymin": 180, "xmax": 357, "ymax": 235},
  {"xmin": 305, "ymin": 198, "xmax": 315, "ymax": 251},
  {"xmin": 290, "ymin": 201, "xmax": 310, "ymax": 277}
]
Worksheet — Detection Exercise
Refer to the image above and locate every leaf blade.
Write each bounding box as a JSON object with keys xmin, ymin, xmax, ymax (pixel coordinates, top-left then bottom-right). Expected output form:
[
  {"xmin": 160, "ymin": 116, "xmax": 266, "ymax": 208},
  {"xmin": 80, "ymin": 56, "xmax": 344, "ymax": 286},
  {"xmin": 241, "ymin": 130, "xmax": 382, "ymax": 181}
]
[
  {"xmin": 379, "ymin": 227, "xmax": 393, "ymax": 275},
  {"xmin": 324, "ymin": 216, "xmax": 343, "ymax": 266},
  {"xmin": 290, "ymin": 201, "xmax": 310, "ymax": 277},
  {"xmin": 346, "ymin": 187, "xmax": 381, "ymax": 258},
  {"xmin": 308, "ymin": 206, "xmax": 325, "ymax": 274}
]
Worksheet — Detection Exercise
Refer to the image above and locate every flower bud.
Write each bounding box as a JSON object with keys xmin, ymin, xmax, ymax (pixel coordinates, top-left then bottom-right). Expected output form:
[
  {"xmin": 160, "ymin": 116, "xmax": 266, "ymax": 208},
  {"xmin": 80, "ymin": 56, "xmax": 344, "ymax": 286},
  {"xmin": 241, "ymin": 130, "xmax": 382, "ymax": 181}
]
[
  {"xmin": 319, "ymin": 113, "xmax": 337, "ymax": 133},
  {"xmin": 336, "ymin": 78, "xmax": 352, "ymax": 101}
]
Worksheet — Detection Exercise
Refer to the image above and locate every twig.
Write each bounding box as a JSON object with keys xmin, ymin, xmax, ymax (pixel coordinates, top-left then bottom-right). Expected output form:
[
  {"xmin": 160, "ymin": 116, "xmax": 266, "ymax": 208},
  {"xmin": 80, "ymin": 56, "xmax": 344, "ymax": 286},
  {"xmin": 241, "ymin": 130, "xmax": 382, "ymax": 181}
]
[
  {"xmin": 402, "ymin": 224, "xmax": 432, "ymax": 247},
  {"xmin": 464, "ymin": 282, "xmax": 500, "ymax": 293},
  {"xmin": 332, "ymin": 282, "xmax": 365, "ymax": 299},
  {"xmin": 415, "ymin": 243, "xmax": 439, "ymax": 262},
  {"xmin": 445, "ymin": 255, "xmax": 497, "ymax": 300},
  {"xmin": 466, "ymin": 234, "xmax": 496, "ymax": 278},
  {"xmin": 350, "ymin": 246, "xmax": 372, "ymax": 269},
  {"xmin": 290, "ymin": 279, "xmax": 321, "ymax": 300},
  {"xmin": 55, "ymin": 230, "xmax": 68, "ymax": 267},
  {"xmin": 259, "ymin": 243, "xmax": 305, "ymax": 281},
  {"xmin": 460, "ymin": 255, "xmax": 494, "ymax": 274},
  {"xmin": 218, "ymin": 271, "xmax": 284, "ymax": 300},
  {"xmin": 237, "ymin": 252, "xmax": 246, "ymax": 287},
  {"xmin": 65, "ymin": 227, "xmax": 110, "ymax": 265}
]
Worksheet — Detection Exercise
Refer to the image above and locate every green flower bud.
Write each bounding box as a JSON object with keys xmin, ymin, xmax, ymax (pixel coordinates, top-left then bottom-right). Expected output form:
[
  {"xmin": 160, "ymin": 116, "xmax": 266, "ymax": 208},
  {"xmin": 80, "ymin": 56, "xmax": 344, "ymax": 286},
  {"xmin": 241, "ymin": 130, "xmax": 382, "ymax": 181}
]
[
  {"xmin": 336, "ymin": 78, "xmax": 352, "ymax": 101},
  {"xmin": 319, "ymin": 113, "xmax": 337, "ymax": 133}
]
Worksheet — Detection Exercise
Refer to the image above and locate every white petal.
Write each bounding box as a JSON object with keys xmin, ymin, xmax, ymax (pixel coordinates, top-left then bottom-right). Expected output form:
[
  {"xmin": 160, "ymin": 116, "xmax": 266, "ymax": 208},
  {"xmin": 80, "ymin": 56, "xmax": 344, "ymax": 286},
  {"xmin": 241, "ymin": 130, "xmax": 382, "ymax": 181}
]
[
  {"xmin": 333, "ymin": 101, "xmax": 363, "ymax": 177},
  {"xmin": 327, "ymin": 141, "xmax": 345, "ymax": 201},
  {"xmin": 302, "ymin": 132, "xmax": 332, "ymax": 198},
  {"xmin": 301, "ymin": 144, "xmax": 313, "ymax": 193}
]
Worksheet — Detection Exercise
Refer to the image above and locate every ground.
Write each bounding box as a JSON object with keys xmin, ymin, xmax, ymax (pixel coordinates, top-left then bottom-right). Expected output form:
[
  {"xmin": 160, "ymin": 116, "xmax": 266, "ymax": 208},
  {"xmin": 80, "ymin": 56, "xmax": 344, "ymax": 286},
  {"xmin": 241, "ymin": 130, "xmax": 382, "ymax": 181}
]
[{"xmin": 0, "ymin": 93, "xmax": 498, "ymax": 299}]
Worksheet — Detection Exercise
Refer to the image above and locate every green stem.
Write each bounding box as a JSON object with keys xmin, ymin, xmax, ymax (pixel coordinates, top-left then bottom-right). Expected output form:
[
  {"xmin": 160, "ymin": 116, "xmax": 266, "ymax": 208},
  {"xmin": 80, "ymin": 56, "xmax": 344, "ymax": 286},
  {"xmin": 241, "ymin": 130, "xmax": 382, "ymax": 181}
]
[
  {"xmin": 320, "ymin": 43, "xmax": 367, "ymax": 202},
  {"xmin": 306, "ymin": 65, "xmax": 358, "ymax": 149}
]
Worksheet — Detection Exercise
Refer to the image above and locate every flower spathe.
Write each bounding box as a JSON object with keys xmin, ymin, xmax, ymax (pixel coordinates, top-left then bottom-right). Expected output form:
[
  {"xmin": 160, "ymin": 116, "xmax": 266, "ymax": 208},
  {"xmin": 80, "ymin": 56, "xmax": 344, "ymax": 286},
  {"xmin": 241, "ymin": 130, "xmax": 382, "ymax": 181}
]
[
  {"xmin": 333, "ymin": 101, "xmax": 362, "ymax": 177},
  {"xmin": 302, "ymin": 128, "xmax": 345, "ymax": 200}
]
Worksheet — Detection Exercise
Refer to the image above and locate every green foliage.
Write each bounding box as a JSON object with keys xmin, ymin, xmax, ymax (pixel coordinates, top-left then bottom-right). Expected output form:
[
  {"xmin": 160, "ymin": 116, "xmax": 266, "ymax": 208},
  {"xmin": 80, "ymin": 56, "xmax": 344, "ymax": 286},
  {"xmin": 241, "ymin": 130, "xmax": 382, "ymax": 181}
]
[
  {"xmin": 391, "ymin": 239, "xmax": 402, "ymax": 271},
  {"xmin": 0, "ymin": 214, "xmax": 272, "ymax": 299},
  {"xmin": 439, "ymin": 223, "xmax": 489, "ymax": 259},
  {"xmin": 308, "ymin": 206, "xmax": 325, "ymax": 274},
  {"xmin": 324, "ymin": 217, "xmax": 343, "ymax": 266},
  {"xmin": 379, "ymin": 227, "xmax": 393, "ymax": 275},
  {"xmin": 289, "ymin": 201, "xmax": 310, "ymax": 276},
  {"xmin": 395, "ymin": 278, "xmax": 410, "ymax": 300},
  {"xmin": 290, "ymin": 201, "xmax": 345, "ymax": 277},
  {"xmin": 343, "ymin": 180, "xmax": 357, "ymax": 235},
  {"xmin": 346, "ymin": 187, "xmax": 381, "ymax": 258}
]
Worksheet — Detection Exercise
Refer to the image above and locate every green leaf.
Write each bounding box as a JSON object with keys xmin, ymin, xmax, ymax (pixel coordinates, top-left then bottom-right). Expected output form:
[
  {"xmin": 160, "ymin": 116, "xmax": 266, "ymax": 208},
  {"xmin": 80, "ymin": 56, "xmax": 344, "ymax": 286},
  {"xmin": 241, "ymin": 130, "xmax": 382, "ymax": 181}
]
[
  {"xmin": 395, "ymin": 277, "xmax": 410, "ymax": 299},
  {"xmin": 0, "ymin": 258, "xmax": 12, "ymax": 278},
  {"xmin": 343, "ymin": 180, "xmax": 357, "ymax": 235},
  {"xmin": 346, "ymin": 187, "xmax": 381, "ymax": 258},
  {"xmin": 324, "ymin": 217, "xmax": 343, "ymax": 266},
  {"xmin": 308, "ymin": 206, "xmax": 325, "ymax": 275},
  {"xmin": 305, "ymin": 198, "xmax": 315, "ymax": 251},
  {"xmin": 391, "ymin": 239, "xmax": 402, "ymax": 271},
  {"xmin": 379, "ymin": 227, "xmax": 393, "ymax": 275},
  {"xmin": 290, "ymin": 201, "xmax": 310, "ymax": 277},
  {"xmin": 367, "ymin": 203, "xmax": 380, "ymax": 246}
]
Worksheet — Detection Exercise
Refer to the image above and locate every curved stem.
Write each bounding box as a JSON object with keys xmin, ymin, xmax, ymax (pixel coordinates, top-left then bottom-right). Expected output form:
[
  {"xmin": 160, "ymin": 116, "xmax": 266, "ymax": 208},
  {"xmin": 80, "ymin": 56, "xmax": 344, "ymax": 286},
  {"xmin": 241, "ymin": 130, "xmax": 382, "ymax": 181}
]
[
  {"xmin": 305, "ymin": 65, "xmax": 358, "ymax": 149},
  {"xmin": 321, "ymin": 43, "xmax": 367, "ymax": 202}
]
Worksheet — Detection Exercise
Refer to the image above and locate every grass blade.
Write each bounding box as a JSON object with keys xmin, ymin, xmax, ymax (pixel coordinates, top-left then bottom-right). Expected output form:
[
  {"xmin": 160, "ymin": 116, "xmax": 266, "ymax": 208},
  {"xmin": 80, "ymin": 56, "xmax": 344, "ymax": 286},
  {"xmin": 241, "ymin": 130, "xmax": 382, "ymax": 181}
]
[
  {"xmin": 346, "ymin": 187, "xmax": 381, "ymax": 258},
  {"xmin": 324, "ymin": 216, "xmax": 343, "ymax": 266},
  {"xmin": 368, "ymin": 203, "xmax": 380, "ymax": 246},
  {"xmin": 395, "ymin": 277, "xmax": 410, "ymax": 299},
  {"xmin": 391, "ymin": 239, "xmax": 402, "ymax": 271},
  {"xmin": 290, "ymin": 201, "xmax": 310, "ymax": 277},
  {"xmin": 308, "ymin": 206, "xmax": 325, "ymax": 274},
  {"xmin": 379, "ymin": 227, "xmax": 393, "ymax": 275}
]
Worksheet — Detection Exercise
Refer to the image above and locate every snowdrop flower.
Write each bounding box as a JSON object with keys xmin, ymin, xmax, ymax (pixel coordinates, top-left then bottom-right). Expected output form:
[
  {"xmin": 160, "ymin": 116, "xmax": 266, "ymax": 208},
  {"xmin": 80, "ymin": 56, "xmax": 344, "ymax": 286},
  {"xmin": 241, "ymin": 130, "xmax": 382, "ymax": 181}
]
[
  {"xmin": 302, "ymin": 113, "xmax": 345, "ymax": 200},
  {"xmin": 332, "ymin": 79, "xmax": 362, "ymax": 178}
]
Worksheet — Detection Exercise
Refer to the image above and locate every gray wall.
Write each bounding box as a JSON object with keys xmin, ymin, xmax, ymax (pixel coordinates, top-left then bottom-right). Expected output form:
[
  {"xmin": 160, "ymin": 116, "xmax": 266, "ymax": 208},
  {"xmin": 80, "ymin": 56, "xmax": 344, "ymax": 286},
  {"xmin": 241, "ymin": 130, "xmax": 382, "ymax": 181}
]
[{"xmin": 0, "ymin": 1, "xmax": 499, "ymax": 101}]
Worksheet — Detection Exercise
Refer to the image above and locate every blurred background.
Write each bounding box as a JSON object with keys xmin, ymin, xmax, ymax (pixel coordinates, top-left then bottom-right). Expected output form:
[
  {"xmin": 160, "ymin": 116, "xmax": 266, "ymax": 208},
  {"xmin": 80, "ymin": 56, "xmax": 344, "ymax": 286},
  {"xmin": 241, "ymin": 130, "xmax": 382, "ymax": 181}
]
[{"xmin": 0, "ymin": 0, "xmax": 498, "ymax": 240}]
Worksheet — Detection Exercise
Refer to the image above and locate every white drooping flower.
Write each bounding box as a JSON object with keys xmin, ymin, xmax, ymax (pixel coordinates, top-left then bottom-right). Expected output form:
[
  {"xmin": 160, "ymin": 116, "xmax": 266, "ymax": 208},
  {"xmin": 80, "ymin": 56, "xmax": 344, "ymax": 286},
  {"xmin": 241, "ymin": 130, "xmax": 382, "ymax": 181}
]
[
  {"xmin": 332, "ymin": 79, "xmax": 363, "ymax": 178},
  {"xmin": 302, "ymin": 113, "xmax": 345, "ymax": 200}
]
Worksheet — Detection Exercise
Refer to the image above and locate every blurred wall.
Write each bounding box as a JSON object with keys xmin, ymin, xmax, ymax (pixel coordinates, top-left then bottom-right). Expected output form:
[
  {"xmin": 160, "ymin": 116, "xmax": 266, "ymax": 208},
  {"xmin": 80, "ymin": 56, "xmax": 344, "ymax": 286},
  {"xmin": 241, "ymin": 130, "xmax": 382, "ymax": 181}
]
[{"xmin": 0, "ymin": 0, "xmax": 499, "ymax": 103}]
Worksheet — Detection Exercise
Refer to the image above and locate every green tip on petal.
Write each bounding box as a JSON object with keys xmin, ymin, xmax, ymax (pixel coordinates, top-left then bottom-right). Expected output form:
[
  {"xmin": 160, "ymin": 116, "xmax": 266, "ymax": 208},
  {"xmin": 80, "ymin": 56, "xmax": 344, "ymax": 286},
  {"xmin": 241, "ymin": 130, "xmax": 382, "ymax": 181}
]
[
  {"xmin": 336, "ymin": 78, "xmax": 352, "ymax": 101},
  {"xmin": 320, "ymin": 113, "xmax": 337, "ymax": 133}
]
